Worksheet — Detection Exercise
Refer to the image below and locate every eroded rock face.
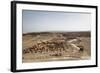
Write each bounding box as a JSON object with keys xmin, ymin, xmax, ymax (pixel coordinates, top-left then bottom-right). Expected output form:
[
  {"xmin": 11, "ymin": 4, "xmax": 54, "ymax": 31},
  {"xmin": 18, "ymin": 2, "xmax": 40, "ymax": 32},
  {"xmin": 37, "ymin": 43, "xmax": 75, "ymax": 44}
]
[{"xmin": 22, "ymin": 32, "xmax": 91, "ymax": 63}]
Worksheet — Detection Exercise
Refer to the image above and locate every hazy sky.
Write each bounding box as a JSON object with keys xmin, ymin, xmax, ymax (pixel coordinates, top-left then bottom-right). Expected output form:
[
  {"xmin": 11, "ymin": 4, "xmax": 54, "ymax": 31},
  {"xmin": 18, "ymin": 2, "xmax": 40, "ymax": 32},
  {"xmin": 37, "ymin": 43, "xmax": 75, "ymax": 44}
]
[{"xmin": 22, "ymin": 10, "xmax": 91, "ymax": 33}]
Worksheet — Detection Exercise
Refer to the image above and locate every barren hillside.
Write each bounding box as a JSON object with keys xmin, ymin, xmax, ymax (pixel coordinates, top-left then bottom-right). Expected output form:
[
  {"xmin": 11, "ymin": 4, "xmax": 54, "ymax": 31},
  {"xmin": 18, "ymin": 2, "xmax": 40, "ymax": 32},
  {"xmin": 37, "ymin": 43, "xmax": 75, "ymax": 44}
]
[{"xmin": 22, "ymin": 32, "xmax": 91, "ymax": 63}]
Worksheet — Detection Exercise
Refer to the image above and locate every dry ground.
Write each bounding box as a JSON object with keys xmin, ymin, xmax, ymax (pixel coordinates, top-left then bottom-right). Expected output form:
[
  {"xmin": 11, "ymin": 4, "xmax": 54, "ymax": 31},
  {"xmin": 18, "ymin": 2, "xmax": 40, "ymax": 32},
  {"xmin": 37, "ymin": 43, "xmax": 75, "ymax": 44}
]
[{"xmin": 22, "ymin": 32, "xmax": 91, "ymax": 63}]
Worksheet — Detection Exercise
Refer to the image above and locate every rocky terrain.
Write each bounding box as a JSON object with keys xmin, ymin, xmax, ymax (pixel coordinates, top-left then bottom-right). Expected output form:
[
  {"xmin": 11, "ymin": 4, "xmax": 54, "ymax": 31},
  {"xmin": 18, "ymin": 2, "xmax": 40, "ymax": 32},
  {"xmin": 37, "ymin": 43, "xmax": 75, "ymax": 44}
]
[{"xmin": 22, "ymin": 32, "xmax": 91, "ymax": 63}]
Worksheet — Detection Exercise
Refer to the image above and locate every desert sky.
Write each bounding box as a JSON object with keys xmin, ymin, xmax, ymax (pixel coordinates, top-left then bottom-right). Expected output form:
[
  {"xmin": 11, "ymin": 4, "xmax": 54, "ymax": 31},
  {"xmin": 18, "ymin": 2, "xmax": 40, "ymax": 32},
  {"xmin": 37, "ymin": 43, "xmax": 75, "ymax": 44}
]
[{"xmin": 22, "ymin": 10, "xmax": 91, "ymax": 33}]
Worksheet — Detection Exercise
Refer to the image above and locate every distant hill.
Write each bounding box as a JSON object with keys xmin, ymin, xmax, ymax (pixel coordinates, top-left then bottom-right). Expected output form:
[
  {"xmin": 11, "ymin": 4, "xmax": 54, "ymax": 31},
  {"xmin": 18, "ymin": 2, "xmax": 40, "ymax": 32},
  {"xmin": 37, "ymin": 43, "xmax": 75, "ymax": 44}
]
[{"xmin": 23, "ymin": 31, "xmax": 90, "ymax": 37}]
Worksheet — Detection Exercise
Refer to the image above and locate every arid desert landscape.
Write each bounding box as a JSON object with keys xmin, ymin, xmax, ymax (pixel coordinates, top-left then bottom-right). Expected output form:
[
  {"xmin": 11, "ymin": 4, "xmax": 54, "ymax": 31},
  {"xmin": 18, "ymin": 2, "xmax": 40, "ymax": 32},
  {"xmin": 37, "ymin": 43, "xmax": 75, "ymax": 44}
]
[{"xmin": 22, "ymin": 32, "xmax": 91, "ymax": 63}]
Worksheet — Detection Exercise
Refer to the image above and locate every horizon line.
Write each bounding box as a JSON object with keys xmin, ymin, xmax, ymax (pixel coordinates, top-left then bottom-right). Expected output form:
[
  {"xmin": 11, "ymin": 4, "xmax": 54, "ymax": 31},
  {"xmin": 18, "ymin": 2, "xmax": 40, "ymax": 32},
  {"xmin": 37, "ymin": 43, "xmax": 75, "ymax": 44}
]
[{"xmin": 23, "ymin": 30, "xmax": 91, "ymax": 34}]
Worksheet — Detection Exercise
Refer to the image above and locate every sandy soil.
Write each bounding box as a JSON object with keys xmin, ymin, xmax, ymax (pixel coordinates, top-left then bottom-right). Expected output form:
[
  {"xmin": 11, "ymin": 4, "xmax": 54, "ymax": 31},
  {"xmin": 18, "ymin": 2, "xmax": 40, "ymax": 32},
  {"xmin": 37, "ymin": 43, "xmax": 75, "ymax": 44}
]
[{"xmin": 22, "ymin": 32, "xmax": 91, "ymax": 63}]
